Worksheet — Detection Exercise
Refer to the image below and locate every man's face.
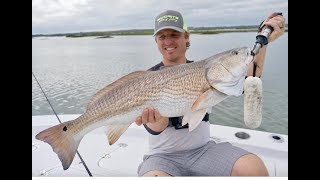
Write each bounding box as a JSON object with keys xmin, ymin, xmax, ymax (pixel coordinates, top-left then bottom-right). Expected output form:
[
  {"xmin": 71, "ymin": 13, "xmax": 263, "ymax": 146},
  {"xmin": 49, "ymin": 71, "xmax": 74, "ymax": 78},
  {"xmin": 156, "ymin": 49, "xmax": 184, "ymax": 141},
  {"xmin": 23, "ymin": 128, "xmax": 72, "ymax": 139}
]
[{"xmin": 155, "ymin": 29, "xmax": 189, "ymax": 62}]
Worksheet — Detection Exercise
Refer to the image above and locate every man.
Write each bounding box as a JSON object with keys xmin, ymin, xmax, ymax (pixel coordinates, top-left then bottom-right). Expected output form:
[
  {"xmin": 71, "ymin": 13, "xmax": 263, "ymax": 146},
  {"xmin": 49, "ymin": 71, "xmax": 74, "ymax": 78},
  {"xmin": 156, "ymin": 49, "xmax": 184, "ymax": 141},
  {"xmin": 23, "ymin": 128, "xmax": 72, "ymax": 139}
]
[{"xmin": 135, "ymin": 10, "xmax": 286, "ymax": 176}]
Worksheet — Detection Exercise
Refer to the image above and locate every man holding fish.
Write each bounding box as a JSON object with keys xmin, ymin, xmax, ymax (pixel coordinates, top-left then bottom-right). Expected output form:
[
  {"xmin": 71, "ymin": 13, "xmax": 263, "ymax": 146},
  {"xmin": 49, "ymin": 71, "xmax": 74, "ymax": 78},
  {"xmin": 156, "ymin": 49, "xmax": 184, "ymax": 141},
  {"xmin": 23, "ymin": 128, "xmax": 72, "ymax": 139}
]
[
  {"xmin": 35, "ymin": 9, "xmax": 285, "ymax": 176},
  {"xmin": 135, "ymin": 10, "xmax": 285, "ymax": 176}
]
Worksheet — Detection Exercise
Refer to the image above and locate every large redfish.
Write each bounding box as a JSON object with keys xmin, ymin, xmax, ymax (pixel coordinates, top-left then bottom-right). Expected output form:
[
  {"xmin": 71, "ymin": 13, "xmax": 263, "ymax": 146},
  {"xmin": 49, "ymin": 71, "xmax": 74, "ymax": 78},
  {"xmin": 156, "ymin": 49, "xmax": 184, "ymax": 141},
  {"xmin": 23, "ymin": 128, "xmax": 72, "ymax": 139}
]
[{"xmin": 36, "ymin": 47, "xmax": 253, "ymax": 170}]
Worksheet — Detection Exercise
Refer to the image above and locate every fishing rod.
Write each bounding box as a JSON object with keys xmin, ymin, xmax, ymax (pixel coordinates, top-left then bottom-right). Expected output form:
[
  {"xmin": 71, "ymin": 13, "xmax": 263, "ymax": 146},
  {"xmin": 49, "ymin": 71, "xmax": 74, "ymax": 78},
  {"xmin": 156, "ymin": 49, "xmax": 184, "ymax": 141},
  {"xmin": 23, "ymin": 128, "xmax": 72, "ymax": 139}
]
[
  {"xmin": 244, "ymin": 12, "xmax": 284, "ymax": 129},
  {"xmin": 32, "ymin": 72, "xmax": 93, "ymax": 177}
]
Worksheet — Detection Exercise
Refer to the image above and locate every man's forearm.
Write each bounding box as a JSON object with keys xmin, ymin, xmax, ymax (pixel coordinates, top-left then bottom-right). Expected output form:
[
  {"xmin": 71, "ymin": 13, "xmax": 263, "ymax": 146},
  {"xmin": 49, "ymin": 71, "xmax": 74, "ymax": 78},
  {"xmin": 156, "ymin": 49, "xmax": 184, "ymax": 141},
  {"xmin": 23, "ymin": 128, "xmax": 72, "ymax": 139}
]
[{"xmin": 247, "ymin": 45, "xmax": 267, "ymax": 77}]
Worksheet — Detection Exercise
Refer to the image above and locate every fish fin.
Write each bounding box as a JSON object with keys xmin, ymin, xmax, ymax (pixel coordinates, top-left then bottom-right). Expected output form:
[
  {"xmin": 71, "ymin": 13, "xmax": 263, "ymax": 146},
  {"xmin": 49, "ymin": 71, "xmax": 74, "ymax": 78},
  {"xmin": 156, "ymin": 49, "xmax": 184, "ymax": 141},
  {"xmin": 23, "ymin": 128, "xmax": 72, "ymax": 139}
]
[
  {"xmin": 182, "ymin": 109, "xmax": 208, "ymax": 131},
  {"xmin": 35, "ymin": 120, "xmax": 81, "ymax": 170},
  {"xmin": 191, "ymin": 89, "xmax": 212, "ymax": 111},
  {"xmin": 188, "ymin": 108, "xmax": 208, "ymax": 132},
  {"xmin": 106, "ymin": 124, "xmax": 131, "ymax": 145},
  {"xmin": 192, "ymin": 88, "xmax": 228, "ymax": 111},
  {"xmin": 86, "ymin": 71, "xmax": 149, "ymax": 108},
  {"xmin": 181, "ymin": 115, "xmax": 190, "ymax": 126}
]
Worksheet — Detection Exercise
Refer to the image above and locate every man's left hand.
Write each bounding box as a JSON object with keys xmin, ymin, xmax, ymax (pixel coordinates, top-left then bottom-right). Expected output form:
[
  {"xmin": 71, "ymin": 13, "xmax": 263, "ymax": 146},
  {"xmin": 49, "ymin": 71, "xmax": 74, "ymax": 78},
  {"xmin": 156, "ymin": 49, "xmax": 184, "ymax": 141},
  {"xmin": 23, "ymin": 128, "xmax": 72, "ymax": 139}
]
[{"xmin": 259, "ymin": 12, "xmax": 286, "ymax": 43}]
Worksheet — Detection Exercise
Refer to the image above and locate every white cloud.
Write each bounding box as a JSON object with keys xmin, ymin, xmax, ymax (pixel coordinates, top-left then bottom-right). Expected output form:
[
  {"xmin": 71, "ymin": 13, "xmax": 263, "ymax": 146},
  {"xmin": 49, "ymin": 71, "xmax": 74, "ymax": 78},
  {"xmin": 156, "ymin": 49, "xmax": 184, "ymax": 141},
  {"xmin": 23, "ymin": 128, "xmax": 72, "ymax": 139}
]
[
  {"xmin": 32, "ymin": 0, "xmax": 288, "ymax": 34},
  {"xmin": 32, "ymin": 0, "xmax": 92, "ymax": 24}
]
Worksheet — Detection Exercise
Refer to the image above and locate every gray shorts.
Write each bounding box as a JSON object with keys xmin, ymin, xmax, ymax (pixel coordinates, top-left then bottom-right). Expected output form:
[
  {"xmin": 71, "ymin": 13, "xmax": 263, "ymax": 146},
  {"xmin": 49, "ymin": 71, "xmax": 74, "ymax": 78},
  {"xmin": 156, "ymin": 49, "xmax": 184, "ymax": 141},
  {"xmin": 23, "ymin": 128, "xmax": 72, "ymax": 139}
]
[{"xmin": 137, "ymin": 141, "xmax": 251, "ymax": 176}]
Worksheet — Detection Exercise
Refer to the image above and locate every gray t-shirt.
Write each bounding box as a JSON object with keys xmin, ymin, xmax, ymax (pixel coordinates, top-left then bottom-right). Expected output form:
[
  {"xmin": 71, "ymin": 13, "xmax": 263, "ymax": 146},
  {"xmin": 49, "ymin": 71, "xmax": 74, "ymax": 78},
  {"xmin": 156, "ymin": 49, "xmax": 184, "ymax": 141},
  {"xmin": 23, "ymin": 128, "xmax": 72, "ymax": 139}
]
[
  {"xmin": 146, "ymin": 121, "xmax": 211, "ymax": 155},
  {"xmin": 146, "ymin": 60, "xmax": 211, "ymax": 155}
]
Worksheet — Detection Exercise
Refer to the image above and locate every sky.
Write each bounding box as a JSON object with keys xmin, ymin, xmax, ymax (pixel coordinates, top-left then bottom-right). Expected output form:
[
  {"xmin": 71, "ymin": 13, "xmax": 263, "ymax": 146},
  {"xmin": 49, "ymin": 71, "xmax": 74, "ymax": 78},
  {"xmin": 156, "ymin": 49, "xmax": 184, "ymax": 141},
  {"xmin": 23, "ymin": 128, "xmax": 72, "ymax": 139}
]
[{"xmin": 32, "ymin": 0, "xmax": 288, "ymax": 35}]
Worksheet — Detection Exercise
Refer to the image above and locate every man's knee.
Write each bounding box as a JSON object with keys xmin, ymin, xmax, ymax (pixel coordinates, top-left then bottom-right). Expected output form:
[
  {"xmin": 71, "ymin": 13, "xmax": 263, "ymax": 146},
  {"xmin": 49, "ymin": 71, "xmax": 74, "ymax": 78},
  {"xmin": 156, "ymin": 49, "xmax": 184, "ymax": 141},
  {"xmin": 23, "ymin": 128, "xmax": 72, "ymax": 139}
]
[
  {"xmin": 142, "ymin": 170, "xmax": 172, "ymax": 176},
  {"xmin": 231, "ymin": 154, "xmax": 269, "ymax": 176}
]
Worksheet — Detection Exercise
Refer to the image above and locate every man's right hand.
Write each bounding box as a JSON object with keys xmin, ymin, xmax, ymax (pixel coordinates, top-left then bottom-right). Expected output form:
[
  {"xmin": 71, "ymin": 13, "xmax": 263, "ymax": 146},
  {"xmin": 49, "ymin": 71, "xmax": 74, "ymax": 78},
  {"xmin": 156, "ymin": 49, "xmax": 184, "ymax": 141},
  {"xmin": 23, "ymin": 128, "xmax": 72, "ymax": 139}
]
[
  {"xmin": 135, "ymin": 107, "xmax": 162, "ymax": 125},
  {"xmin": 135, "ymin": 107, "xmax": 169, "ymax": 133}
]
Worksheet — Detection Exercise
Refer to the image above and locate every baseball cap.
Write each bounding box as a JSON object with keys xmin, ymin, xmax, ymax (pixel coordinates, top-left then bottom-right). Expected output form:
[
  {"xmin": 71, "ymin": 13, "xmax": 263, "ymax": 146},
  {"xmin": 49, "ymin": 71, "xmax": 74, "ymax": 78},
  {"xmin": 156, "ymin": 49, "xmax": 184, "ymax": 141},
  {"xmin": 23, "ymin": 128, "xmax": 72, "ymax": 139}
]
[{"xmin": 153, "ymin": 10, "xmax": 188, "ymax": 36}]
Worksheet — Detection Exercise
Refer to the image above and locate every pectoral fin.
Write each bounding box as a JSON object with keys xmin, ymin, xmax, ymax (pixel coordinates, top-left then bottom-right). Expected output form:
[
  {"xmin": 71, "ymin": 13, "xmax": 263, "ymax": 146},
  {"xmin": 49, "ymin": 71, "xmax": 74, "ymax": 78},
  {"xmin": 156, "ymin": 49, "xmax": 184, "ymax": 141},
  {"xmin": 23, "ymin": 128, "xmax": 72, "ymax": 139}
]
[
  {"xmin": 192, "ymin": 89, "xmax": 212, "ymax": 111},
  {"xmin": 192, "ymin": 88, "xmax": 228, "ymax": 111},
  {"xmin": 182, "ymin": 115, "xmax": 190, "ymax": 126},
  {"xmin": 106, "ymin": 124, "xmax": 131, "ymax": 145},
  {"xmin": 182, "ymin": 108, "xmax": 208, "ymax": 132}
]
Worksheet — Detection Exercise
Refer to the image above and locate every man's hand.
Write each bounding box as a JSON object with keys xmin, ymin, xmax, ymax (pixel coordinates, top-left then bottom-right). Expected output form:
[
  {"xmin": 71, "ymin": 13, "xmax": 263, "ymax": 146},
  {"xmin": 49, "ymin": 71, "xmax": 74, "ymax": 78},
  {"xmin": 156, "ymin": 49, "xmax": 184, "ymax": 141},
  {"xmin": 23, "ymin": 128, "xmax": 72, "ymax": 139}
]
[
  {"xmin": 135, "ymin": 107, "xmax": 163, "ymax": 125},
  {"xmin": 135, "ymin": 107, "xmax": 169, "ymax": 133},
  {"xmin": 259, "ymin": 12, "xmax": 286, "ymax": 43}
]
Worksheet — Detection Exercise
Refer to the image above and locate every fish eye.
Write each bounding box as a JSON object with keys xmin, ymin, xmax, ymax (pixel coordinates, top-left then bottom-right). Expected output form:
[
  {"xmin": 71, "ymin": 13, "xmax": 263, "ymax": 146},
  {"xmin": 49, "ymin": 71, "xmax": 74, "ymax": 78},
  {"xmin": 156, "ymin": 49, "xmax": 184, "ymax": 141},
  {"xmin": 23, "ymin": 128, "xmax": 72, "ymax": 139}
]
[{"xmin": 231, "ymin": 50, "xmax": 238, "ymax": 55}]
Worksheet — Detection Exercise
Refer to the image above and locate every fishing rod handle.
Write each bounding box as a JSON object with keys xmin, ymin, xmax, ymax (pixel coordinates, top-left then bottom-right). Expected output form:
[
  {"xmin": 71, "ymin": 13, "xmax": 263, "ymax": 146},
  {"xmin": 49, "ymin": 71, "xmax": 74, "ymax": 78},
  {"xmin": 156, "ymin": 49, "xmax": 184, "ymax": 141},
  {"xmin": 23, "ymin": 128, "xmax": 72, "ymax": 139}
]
[{"xmin": 251, "ymin": 12, "xmax": 283, "ymax": 56}]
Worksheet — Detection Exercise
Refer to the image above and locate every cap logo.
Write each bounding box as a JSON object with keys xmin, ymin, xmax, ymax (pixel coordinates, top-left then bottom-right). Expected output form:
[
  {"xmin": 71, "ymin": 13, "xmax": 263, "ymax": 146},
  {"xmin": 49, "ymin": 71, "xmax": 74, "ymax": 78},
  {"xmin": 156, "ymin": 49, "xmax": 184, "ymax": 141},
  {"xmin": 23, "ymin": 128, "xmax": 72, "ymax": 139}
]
[{"xmin": 157, "ymin": 15, "xmax": 179, "ymax": 24}]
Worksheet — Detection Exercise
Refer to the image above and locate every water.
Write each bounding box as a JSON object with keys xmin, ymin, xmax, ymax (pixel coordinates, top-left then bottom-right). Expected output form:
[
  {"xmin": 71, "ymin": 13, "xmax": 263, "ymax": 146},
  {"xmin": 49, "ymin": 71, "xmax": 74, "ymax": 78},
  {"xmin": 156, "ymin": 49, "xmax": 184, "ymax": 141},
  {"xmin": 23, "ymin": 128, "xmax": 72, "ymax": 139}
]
[{"xmin": 32, "ymin": 32, "xmax": 288, "ymax": 135}]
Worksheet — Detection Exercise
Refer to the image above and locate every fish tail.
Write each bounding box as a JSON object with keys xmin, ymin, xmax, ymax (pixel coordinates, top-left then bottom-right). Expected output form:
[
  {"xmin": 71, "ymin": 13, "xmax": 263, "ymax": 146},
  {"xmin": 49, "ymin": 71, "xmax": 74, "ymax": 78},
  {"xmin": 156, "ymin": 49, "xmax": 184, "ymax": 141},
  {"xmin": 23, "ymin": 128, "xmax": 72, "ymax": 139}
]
[{"xmin": 35, "ymin": 120, "xmax": 81, "ymax": 170}]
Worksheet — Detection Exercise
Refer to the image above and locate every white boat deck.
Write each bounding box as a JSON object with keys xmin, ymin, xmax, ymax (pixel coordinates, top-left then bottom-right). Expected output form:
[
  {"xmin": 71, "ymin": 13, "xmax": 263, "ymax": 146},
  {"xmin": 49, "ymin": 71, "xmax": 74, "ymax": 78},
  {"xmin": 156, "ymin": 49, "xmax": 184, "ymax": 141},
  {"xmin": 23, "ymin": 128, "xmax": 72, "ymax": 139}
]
[{"xmin": 32, "ymin": 114, "xmax": 288, "ymax": 177}]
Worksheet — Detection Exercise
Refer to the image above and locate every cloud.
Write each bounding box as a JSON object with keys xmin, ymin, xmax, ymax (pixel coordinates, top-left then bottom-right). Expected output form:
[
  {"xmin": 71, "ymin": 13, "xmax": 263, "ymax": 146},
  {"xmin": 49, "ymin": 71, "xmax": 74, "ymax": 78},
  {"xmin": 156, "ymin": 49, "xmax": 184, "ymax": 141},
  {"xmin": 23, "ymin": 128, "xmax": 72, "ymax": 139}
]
[
  {"xmin": 32, "ymin": 0, "xmax": 92, "ymax": 24},
  {"xmin": 32, "ymin": 0, "xmax": 288, "ymax": 34}
]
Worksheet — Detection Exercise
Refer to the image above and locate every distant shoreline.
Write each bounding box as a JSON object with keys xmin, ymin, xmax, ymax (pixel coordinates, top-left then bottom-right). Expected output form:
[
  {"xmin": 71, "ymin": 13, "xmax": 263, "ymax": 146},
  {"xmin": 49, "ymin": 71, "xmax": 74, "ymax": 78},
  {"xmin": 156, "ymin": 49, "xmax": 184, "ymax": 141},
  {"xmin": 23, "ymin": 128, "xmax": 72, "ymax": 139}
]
[{"xmin": 32, "ymin": 25, "xmax": 288, "ymax": 38}]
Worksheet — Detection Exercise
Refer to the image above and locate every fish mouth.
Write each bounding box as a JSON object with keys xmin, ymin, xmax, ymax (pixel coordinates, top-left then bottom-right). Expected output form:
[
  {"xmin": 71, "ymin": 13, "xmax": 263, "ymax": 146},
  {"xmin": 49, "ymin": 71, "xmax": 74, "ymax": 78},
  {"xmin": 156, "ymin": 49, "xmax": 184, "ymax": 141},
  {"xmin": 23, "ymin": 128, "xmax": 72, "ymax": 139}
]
[{"xmin": 246, "ymin": 47, "xmax": 254, "ymax": 64}]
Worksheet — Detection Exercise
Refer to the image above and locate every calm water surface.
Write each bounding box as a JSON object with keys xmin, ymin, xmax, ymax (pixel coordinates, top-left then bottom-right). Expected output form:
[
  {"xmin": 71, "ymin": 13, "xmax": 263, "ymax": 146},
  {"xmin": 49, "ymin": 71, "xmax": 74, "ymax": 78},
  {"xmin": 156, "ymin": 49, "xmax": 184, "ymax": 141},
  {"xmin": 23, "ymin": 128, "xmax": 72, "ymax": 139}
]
[{"xmin": 32, "ymin": 32, "xmax": 288, "ymax": 135}]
